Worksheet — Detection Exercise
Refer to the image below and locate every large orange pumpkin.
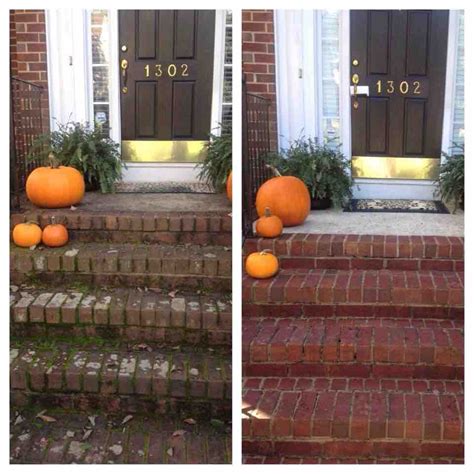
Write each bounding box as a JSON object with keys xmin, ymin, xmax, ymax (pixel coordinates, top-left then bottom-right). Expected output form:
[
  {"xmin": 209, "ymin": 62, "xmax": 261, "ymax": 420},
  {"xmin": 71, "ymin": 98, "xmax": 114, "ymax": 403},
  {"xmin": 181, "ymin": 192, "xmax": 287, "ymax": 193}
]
[
  {"xmin": 245, "ymin": 251, "xmax": 279, "ymax": 279},
  {"xmin": 255, "ymin": 207, "xmax": 283, "ymax": 238},
  {"xmin": 12, "ymin": 222, "xmax": 42, "ymax": 248},
  {"xmin": 26, "ymin": 166, "xmax": 85, "ymax": 208},
  {"xmin": 256, "ymin": 176, "xmax": 310, "ymax": 226},
  {"xmin": 226, "ymin": 171, "xmax": 232, "ymax": 201},
  {"xmin": 42, "ymin": 223, "xmax": 69, "ymax": 247}
]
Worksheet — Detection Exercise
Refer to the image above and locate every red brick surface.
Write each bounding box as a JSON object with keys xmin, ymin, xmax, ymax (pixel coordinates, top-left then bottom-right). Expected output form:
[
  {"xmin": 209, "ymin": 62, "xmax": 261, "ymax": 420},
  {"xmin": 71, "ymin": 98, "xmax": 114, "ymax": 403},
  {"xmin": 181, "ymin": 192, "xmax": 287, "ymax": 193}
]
[
  {"xmin": 10, "ymin": 9, "xmax": 49, "ymax": 129},
  {"xmin": 242, "ymin": 10, "xmax": 278, "ymax": 150}
]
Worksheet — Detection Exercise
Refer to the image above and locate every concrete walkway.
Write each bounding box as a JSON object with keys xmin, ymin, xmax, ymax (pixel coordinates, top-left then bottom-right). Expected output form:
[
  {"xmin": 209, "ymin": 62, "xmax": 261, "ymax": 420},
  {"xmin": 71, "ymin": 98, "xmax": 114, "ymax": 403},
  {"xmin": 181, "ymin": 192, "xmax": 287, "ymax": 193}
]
[{"xmin": 282, "ymin": 208, "xmax": 464, "ymax": 236}]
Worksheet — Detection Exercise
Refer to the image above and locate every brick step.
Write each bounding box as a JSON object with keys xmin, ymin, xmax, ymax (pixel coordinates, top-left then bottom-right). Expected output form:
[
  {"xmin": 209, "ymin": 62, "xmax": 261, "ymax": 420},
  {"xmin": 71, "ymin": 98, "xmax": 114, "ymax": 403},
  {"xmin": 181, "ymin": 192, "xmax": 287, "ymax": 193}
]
[
  {"xmin": 244, "ymin": 234, "xmax": 464, "ymax": 260},
  {"xmin": 242, "ymin": 381, "xmax": 464, "ymax": 459},
  {"xmin": 10, "ymin": 409, "xmax": 231, "ymax": 464},
  {"xmin": 11, "ymin": 210, "xmax": 232, "ymax": 246},
  {"xmin": 243, "ymin": 269, "xmax": 464, "ymax": 308},
  {"xmin": 10, "ymin": 287, "xmax": 231, "ymax": 346},
  {"xmin": 11, "ymin": 342, "xmax": 231, "ymax": 416},
  {"xmin": 243, "ymin": 318, "xmax": 463, "ymax": 379},
  {"xmin": 11, "ymin": 242, "xmax": 231, "ymax": 292},
  {"xmin": 243, "ymin": 455, "xmax": 464, "ymax": 464}
]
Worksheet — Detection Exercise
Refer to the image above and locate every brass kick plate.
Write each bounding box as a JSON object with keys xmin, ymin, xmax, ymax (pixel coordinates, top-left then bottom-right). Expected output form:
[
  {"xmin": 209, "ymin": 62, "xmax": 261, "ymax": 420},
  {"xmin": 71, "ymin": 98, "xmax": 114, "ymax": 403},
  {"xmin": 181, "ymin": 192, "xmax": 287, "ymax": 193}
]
[
  {"xmin": 122, "ymin": 140, "xmax": 208, "ymax": 163},
  {"xmin": 351, "ymin": 156, "xmax": 440, "ymax": 180}
]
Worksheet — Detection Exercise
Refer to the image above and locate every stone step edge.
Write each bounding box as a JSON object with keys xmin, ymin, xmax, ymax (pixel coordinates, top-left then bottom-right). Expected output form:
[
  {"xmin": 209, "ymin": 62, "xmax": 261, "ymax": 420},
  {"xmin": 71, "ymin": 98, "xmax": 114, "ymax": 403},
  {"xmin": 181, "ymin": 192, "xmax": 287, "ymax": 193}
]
[
  {"xmin": 243, "ymin": 322, "xmax": 463, "ymax": 366},
  {"xmin": 242, "ymin": 388, "xmax": 463, "ymax": 443},
  {"xmin": 244, "ymin": 234, "xmax": 463, "ymax": 260},
  {"xmin": 11, "ymin": 289, "xmax": 231, "ymax": 331},
  {"xmin": 12, "ymin": 244, "xmax": 231, "ymax": 278},
  {"xmin": 243, "ymin": 269, "xmax": 463, "ymax": 307},
  {"xmin": 11, "ymin": 211, "xmax": 232, "ymax": 234},
  {"xmin": 11, "ymin": 346, "xmax": 231, "ymax": 401}
]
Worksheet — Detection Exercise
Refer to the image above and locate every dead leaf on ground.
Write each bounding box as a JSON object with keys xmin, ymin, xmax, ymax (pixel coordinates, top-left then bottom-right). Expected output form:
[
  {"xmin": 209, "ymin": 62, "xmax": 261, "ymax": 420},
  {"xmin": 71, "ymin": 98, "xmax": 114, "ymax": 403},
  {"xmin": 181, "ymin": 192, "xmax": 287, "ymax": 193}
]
[
  {"xmin": 82, "ymin": 429, "xmax": 93, "ymax": 441},
  {"xmin": 183, "ymin": 418, "xmax": 196, "ymax": 425},
  {"xmin": 172, "ymin": 430, "xmax": 186, "ymax": 437},
  {"xmin": 36, "ymin": 410, "xmax": 57, "ymax": 423},
  {"xmin": 88, "ymin": 415, "xmax": 96, "ymax": 427},
  {"xmin": 121, "ymin": 415, "xmax": 134, "ymax": 425},
  {"xmin": 167, "ymin": 448, "xmax": 174, "ymax": 457}
]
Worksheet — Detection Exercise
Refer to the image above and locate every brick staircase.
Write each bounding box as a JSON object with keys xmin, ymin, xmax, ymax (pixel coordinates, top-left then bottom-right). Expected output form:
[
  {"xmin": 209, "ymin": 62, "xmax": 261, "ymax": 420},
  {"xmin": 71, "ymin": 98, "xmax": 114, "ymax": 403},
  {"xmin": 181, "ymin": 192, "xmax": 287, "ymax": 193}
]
[
  {"xmin": 242, "ymin": 233, "xmax": 464, "ymax": 464},
  {"xmin": 10, "ymin": 207, "xmax": 232, "ymax": 464}
]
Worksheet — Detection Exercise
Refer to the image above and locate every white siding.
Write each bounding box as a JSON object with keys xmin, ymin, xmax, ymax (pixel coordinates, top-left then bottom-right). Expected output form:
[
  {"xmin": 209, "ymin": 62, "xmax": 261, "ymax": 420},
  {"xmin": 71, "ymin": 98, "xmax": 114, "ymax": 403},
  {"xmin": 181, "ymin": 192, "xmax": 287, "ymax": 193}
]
[{"xmin": 452, "ymin": 11, "xmax": 464, "ymax": 147}]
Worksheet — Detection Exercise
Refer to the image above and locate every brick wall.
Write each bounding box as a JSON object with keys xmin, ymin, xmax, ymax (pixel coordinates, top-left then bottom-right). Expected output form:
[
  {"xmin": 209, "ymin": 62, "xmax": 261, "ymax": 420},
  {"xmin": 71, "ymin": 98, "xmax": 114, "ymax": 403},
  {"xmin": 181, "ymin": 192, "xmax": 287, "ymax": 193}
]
[
  {"xmin": 242, "ymin": 10, "xmax": 278, "ymax": 151},
  {"xmin": 10, "ymin": 9, "xmax": 50, "ymax": 129}
]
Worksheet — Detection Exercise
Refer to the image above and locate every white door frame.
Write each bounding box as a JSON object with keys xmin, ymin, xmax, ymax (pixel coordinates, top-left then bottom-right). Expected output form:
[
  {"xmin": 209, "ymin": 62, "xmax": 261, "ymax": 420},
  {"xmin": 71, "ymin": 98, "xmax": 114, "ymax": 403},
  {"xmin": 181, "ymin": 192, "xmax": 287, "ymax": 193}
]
[{"xmin": 46, "ymin": 9, "xmax": 227, "ymax": 183}]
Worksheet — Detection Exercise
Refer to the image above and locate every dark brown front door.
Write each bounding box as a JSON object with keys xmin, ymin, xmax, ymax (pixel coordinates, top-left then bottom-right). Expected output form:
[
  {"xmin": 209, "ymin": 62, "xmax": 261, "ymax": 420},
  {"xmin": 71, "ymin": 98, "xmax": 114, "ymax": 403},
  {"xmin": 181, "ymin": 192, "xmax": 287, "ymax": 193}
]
[
  {"xmin": 119, "ymin": 10, "xmax": 215, "ymax": 162},
  {"xmin": 350, "ymin": 10, "xmax": 449, "ymax": 179}
]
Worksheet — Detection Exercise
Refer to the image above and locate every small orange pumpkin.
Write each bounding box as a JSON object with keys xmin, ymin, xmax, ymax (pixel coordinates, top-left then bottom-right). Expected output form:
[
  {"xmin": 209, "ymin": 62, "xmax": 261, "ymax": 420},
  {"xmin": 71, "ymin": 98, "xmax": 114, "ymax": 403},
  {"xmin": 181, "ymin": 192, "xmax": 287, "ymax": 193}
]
[
  {"xmin": 26, "ymin": 165, "xmax": 85, "ymax": 208},
  {"xmin": 12, "ymin": 222, "xmax": 42, "ymax": 248},
  {"xmin": 42, "ymin": 223, "xmax": 69, "ymax": 247},
  {"xmin": 256, "ymin": 176, "xmax": 310, "ymax": 227},
  {"xmin": 255, "ymin": 207, "xmax": 283, "ymax": 238},
  {"xmin": 245, "ymin": 250, "xmax": 279, "ymax": 279},
  {"xmin": 226, "ymin": 171, "xmax": 232, "ymax": 201}
]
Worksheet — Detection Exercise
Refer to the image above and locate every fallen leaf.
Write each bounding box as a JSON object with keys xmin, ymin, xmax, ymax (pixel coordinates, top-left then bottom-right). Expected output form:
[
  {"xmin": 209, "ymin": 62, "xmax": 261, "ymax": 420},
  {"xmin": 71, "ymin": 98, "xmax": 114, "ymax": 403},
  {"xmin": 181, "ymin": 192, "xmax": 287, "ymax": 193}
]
[
  {"xmin": 189, "ymin": 368, "xmax": 199, "ymax": 376},
  {"xmin": 29, "ymin": 245, "xmax": 37, "ymax": 251},
  {"xmin": 183, "ymin": 418, "xmax": 196, "ymax": 425},
  {"xmin": 88, "ymin": 415, "xmax": 96, "ymax": 427},
  {"xmin": 166, "ymin": 448, "xmax": 174, "ymax": 457},
  {"xmin": 121, "ymin": 415, "xmax": 133, "ymax": 425},
  {"xmin": 172, "ymin": 430, "xmax": 186, "ymax": 437},
  {"xmin": 168, "ymin": 290, "xmax": 178, "ymax": 298},
  {"xmin": 70, "ymin": 206, "xmax": 77, "ymax": 211},
  {"xmin": 36, "ymin": 410, "xmax": 56, "ymax": 423},
  {"xmin": 14, "ymin": 415, "xmax": 24, "ymax": 426},
  {"xmin": 82, "ymin": 429, "xmax": 93, "ymax": 441},
  {"xmin": 66, "ymin": 431, "xmax": 75, "ymax": 438}
]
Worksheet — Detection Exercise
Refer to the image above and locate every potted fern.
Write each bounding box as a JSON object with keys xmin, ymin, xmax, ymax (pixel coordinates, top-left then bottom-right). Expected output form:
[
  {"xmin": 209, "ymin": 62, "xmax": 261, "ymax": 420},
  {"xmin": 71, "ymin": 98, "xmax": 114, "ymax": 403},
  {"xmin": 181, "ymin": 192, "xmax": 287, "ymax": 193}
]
[
  {"xmin": 264, "ymin": 137, "xmax": 353, "ymax": 209},
  {"xmin": 197, "ymin": 124, "xmax": 232, "ymax": 193},
  {"xmin": 28, "ymin": 121, "xmax": 124, "ymax": 193},
  {"xmin": 437, "ymin": 144, "xmax": 464, "ymax": 212}
]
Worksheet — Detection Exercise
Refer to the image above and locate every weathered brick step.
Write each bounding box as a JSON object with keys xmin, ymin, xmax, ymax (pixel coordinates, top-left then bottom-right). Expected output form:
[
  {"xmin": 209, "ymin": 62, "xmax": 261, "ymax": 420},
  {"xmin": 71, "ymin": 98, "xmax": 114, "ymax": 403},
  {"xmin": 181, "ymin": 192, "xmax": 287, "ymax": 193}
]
[
  {"xmin": 10, "ymin": 409, "xmax": 231, "ymax": 464},
  {"xmin": 244, "ymin": 234, "xmax": 464, "ymax": 260},
  {"xmin": 243, "ymin": 269, "xmax": 464, "ymax": 307},
  {"xmin": 242, "ymin": 319, "xmax": 463, "ymax": 379},
  {"xmin": 11, "ymin": 344, "xmax": 232, "ymax": 414},
  {"xmin": 243, "ymin": 455, "xmax": 464, "ymax": 464},
  {"xmin": 11, "ymin": 243, "xmax": 231, "ymax": 291},
  {"xmin": 11, "ymin": 210, "xmax": 232, "ymax": 245},
  {"xmin": 242, "ymin": 386, "xmax": 463, "ymax": 457},
  {"xmin": 10, "ymin": 288, "xmax": 231, "ymax": 346}
]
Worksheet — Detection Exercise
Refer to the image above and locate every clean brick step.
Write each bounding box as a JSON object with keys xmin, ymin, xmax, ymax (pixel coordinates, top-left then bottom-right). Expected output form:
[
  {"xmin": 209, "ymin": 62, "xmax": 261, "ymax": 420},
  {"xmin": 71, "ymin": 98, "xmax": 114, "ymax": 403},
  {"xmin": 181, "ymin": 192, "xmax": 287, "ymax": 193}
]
[
  {"xmin": 243, "ymin": 269, "xmax": 464, "ymax": 318},
  {"xmin": 10, "ymin": 410, "xmax": 231, "ymax": 464},
  {"xmin": 11, "ymin": 242, "xmax": 231, "ymax": 291},
  {"xmin": 242, "ymin": 381, "xmax": 463, "ymax": 459},
  {"xmin": 11, "ymin": 210, "xmax": 232, "ymax": 246},
  {"xmin": 243, "ymin": 455, "xmax": 464, "ymax": 464},
  {"xmin": 10, "ymin": 287, "xmax": 231, "ymax": 346},
  {"xmin": 242, "ymin": 319, "xmax": 463, "ymax": 379},
  {"xmin": 10, "ymin": 343, "xmax": 231, "ymax": 415},
  {"xmin": 244, "ymin": 234, "xmax": 464, "ymax": 260}
]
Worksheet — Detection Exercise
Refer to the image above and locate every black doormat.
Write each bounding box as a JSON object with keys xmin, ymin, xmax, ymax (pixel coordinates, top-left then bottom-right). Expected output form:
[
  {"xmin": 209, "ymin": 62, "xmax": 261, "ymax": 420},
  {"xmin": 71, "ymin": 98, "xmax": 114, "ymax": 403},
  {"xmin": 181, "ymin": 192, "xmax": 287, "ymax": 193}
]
[
  {"xmin": 344, "ymin": 199, "xmax": 450, "ymax": 214},
  {"xmin": 115, "ymin": 181, "xmax": 215, "ymax": 194}
]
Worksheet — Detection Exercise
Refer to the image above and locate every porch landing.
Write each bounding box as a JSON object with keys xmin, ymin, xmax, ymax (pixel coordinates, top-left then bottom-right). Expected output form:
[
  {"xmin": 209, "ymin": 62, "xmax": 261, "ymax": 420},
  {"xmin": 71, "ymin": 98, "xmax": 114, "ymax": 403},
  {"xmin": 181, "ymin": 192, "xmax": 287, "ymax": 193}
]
[
  {"xmin": 282, "ymin": 208, "xmax": 464, "ymax": 237},
  {"xmin": 18, "ymin": 192, "xmax": 231, "ymax": 213}
]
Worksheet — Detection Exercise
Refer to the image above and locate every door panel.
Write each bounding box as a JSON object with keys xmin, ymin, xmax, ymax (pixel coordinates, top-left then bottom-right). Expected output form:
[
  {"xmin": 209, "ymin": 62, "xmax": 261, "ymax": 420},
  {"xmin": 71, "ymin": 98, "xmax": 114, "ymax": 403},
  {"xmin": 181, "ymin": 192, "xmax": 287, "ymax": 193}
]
[
  {"xmin": 119, "ymin": 10, "xmax": 215, "ymax": 162},
  {"xmin": 350, "ymin": 10, "xmax": 449, "ymax": 179}
]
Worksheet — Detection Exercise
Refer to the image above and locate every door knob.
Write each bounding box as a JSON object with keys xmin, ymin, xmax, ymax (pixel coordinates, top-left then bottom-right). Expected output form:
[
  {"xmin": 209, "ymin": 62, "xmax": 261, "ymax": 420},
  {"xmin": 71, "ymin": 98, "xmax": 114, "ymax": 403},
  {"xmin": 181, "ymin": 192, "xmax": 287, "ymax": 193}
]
[{"xmin": 121, "ymin": 59, "xmax": 128, "ymax": 93}]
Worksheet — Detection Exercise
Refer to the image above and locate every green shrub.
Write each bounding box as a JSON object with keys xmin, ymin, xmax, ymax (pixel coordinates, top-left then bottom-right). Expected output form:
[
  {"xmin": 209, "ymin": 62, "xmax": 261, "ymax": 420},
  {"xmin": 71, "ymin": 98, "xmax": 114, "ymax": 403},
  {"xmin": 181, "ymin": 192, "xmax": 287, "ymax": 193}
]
[
  {"xmin": 264, "ymin": 137, "xmax": 353, "ymax": 207},
  {"xmin": 28, "ymin": 121, "xmax": 124, "ymax": 193},
  {"xmin": 437, "ymin": 144, "xmax": 464, "ymax": 211}
]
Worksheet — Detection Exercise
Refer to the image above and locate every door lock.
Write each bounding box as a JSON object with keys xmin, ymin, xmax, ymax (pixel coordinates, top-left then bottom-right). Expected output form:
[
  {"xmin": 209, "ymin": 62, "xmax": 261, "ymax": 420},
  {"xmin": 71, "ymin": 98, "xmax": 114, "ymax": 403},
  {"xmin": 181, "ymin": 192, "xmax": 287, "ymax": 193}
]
[
  {"xmin": 121, "ymin": 59, "xmax": 128, "ymax": 93},
  {"xmin": 352, "ymin": 74, "xmax": 360, "ymax": 109}
]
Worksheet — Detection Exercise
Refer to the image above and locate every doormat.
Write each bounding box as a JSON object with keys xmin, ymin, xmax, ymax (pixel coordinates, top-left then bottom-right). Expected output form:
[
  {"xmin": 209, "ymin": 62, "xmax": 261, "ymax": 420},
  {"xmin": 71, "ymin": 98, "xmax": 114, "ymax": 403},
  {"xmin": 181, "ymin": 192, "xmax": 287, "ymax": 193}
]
[
  {"xmin": 115, "ymin": 181, "xmax": 215, "ymax": 194},
  {"xmin": 344, "ymin": 199, "xmax": 450, "ymax": 214}
]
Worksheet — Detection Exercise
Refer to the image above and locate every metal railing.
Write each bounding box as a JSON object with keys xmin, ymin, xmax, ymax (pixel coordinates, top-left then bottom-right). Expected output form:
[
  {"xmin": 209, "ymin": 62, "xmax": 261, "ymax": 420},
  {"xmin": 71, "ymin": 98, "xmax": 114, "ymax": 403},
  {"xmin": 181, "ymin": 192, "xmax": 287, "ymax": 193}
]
[
  {"xmin": 10, "ymin": 77, "xmax": 45, "ymax": 210},
  {"xmin": 242, "ymin": 78, "xmax": 273, "ymax": 238}
]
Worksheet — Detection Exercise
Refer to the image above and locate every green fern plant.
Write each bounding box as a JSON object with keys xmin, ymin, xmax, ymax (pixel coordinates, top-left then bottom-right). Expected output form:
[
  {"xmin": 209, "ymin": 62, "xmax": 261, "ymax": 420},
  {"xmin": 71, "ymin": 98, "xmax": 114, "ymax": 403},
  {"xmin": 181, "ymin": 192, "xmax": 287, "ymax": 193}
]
[
  {"xmin": 28, "ymin": 121, "xmax": 124, "ymax": 193},
  {"xmin": 437, "ymin": 144, "xmax": 464, "ymax": 211},
  {"xmin": 197, "ymin": 124, "xmax": 232, "ymax": 192},
  {"xmin": 264, "ymin": 137, "xmax": 353, "ymax": 208}
]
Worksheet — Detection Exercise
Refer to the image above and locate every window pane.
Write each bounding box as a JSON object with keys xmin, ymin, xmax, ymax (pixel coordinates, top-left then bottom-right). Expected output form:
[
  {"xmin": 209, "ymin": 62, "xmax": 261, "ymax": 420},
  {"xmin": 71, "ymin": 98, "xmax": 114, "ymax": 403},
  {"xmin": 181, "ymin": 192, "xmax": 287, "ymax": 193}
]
[
  {"xmin": 93, "ymin": 104, "xmax": 110, "ymax": 136},
  {"xmin": 222, "ymin": 104, "xmax": 232, "ymax": 130},
  {"xmin": 92, "ymin": 26, "xmax": 110, "ymax": 64},
  {"xmin": 223, "ymin": 67, "xmax": 232, "ymax": 103},
  {"xmin": 91, "ymin": 10, "xmax": 108, "ymax": 26},
  {"xmin": 93, "ymin": 66, "xmax": 109, "ymax": 102},
  {"xmin": 225, "ymin": 26, "xmax": 232, "ymax": 64}
]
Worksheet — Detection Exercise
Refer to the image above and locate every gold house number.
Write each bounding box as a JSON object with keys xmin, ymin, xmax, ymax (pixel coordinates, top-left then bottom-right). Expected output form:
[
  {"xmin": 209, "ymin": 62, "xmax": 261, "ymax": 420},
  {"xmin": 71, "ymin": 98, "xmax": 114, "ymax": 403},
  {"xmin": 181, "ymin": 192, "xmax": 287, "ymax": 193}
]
[
  {"xmin": 144, "ymin": 63, "xmax": 189, "ymax": 78},
  {"xmin": 376, "ymin": 80, "xmax": 422, "ymax": 95}
]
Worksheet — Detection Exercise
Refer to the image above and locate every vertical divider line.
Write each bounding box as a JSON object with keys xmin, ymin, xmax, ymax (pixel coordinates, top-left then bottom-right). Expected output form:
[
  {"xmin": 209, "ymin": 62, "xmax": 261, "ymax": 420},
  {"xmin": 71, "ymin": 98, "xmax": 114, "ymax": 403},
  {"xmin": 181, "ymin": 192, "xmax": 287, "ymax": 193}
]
[{"xmin": 231, "ymin": 7, "xmax": 242, "ymax": 467}]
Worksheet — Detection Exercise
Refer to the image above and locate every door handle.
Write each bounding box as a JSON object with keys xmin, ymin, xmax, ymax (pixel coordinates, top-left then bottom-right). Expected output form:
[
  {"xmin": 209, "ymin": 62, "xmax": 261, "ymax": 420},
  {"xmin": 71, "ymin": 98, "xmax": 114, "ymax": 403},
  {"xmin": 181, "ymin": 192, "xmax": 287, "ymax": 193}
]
[{"xmin": 121, "ymin": 59, "xmax": 128, "ymax": 93}]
